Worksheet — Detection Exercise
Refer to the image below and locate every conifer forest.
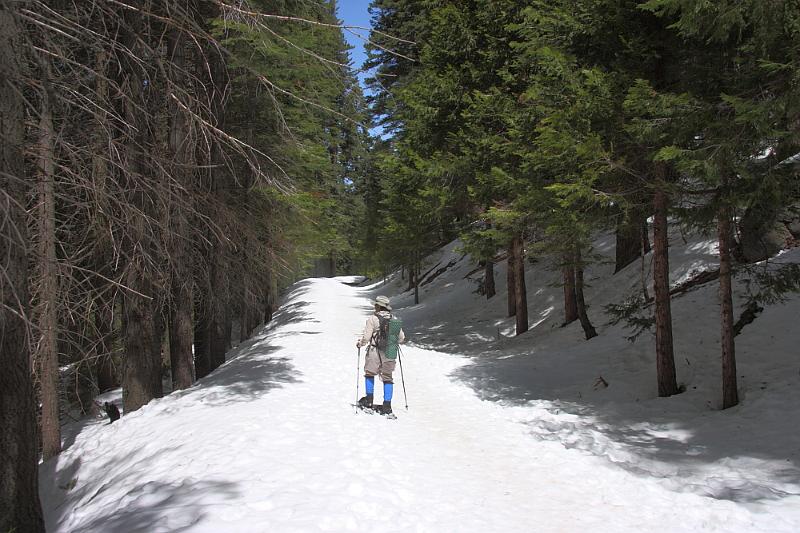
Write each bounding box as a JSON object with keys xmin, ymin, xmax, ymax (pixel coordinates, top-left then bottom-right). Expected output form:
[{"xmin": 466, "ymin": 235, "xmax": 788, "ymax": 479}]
[{"xmin": 2, "ymin": 1, "xmax": 800, "ymax": 531}]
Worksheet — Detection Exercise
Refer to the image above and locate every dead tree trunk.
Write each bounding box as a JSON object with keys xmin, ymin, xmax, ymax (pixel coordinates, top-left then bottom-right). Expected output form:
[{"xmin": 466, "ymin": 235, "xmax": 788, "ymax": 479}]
[
  {"xmin": 512, "ymin": 234, "xmax": 528, "ymax": 335},
  {"xmin": 574, "ymin": 245, "xmax": 597, "ymax": 340},
  {"xmin": 0, "ymin": 7, "xmax": 46, "ymax": 530},
  {"xmin": 718, "ymin": 201, "xmax": 739, "ymax": 409},
  {"xmin": 36, "ymin": 77, "xmax": 62, "ymax": 459},
  {"xmin": 653, "ymin": 184, "xmax": 679, "ymax": 397}
]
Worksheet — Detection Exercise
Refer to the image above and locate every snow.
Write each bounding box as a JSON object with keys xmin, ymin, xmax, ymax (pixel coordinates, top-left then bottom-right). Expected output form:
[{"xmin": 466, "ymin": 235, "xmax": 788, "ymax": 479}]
[{"xmin": 40, "ymin": 231, "xmax": 800, "ymax": 532}]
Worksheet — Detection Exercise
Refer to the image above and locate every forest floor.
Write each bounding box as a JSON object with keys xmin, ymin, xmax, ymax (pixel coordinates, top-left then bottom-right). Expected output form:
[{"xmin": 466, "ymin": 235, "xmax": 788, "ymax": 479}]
[{"xmin": 41, "ymin": 249, "xmax": 800, "ymax": 532}]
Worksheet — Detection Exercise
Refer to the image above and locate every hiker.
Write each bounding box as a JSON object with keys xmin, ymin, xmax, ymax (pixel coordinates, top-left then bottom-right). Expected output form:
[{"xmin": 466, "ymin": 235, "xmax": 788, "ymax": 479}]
[{"xmin": 356, "ymin": 295, "xmax": 405, "ymax": 414}]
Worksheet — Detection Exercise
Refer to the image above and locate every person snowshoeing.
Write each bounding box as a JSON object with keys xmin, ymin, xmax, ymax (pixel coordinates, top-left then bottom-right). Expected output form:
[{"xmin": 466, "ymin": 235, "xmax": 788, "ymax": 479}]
[{"xmin": 356, "ymin": 295, "xmax": 405, "ymax": 415}]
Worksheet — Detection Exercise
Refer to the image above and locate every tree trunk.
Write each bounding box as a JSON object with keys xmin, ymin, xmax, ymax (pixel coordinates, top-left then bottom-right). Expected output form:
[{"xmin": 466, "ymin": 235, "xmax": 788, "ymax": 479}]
[
  {"xmin": 718, "ymin": 203, "xmax": 739, "ymax": 409},
  {"xmin": 563, "ymin": 255, "xmax": 578, "ymax": 325},
  {"xmin": 169, "ymin": 268, "xmax": 194, "ymax": 389},
  {"xmin": 208, "ymin": 253, "xmax": 229, "ymax": 370},
  {"xmin": 94, "ymin": 296, "xmax": 118, "ymax": 392},
  {"xmin": 153, "ymin": 296, "xmax": 166, "ymax": 391},
  {"xmin": 166, "ymin": 28, "xmax": 195, "ymax": 390},
  {"xmin": 512, "ymin": 234, "xmax": 528, "ymax": 335},
  {"xmin": 122, "ymin": 266, "xmax": 161, "ymax": 412},
  {"xmin": 484, "ymin": 259, "xmax": 496, "ymax": 299},
  {"xmin": 194, "ymin": 298, "xmax": 211, "ymax": 379},
  {"xmin": 653, "ymin": 185, "xmax": 679, "ymax": 397},
  {"xmin": 640, "ymin": 219, "xmax": 651, "ymax": 301},
  {"xmin": 507, "ymin": 242, "xmax": 517, "ymax": 317},
  {"xmin": 263, "ymin": 269, "xmax": 275, "ymax": 324},
  {"xmin": 90, "ymin": 47, "xmax": 118, "ymax": 394},
  {"xmin": 414, "ymin": 256, "xmax": 420, "ymax": 305},
  {"xmin": 119, "ymin": 13, "xmax": 162, "ymax": 413},
  {"xmin": 0, "ymin": 7, "xmax": 46, "ymax": 530},
  {"xmin": 36, "ymin": 80, "xmax": 62, "ymax": 459},
  {"xmin": 615, "ymin": 211, "xmax": 643, "ymax": 273},
  {"xmin": 574, "ymin": 245, "xmax": 597, "ymax": 340},
  {"xmin": 240, "ymin": 281, "xmax": 251, "ymax": 343},
  {"xmin": 206, "ymin": 45, "xmax": 229, "ymax": 371}
]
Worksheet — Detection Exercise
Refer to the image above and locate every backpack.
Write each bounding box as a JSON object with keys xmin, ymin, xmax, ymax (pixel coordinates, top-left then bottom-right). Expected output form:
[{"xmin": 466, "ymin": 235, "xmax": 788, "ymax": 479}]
[{"xmin": 373, "ymin": 314, "xmax": 391, "ymax": 350}]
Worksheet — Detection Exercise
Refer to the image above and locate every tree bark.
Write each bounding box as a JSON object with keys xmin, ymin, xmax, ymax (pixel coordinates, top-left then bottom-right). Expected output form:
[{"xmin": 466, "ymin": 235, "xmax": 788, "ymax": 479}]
[
  {"xmin": 512, "ymin": 234, "xmax": 528, "ymax": 335},
  {"xmin": 208, "ymin": 253, "xmax": 229, "ymax": 370},
  {"xmin": 94, "ymin": 296, "xmax": 118, "ymax": 392},
  {"xmin": 653, "ymin": 185, "xmax": 679, "ymax": 397},
  {"xmin": 414, "ymin": 255, "xmax": 420, "ymax": 305},
  {"xmin": 615, "ymin": 211, "xmax": 644, "ymax": 273},
  {"xmin": 153, "ymin": 296, "xmax": 166, "ymax": 390},
  {"xmin": 574, "ymin": 245, "xmax": 597, "ymax": 340},
  {"xmin": 563, "ymin": 257, "xmax": 578, "ymax": 325},
  {"xmin": 122, "ymin": 265, "xmax": 161, "ymax": 413},
  {"xmin": 36, "ymin": 77, "xmax": 62, "ymax": 459},
  {"xmin": 119, "ymin": 12, "xmax": 163, "ymax": 413},
  {"xmin": 194, "ymin": 297, "xmax": 212, "ymax": 379},
  {"xmin": 166, "ymin": 28, "xmax": 195, "ymax": 390},
  {"xmin": 484, "ymin": 259, "xmax": 496, "ymax": 299},
  {"xmin": 718, "ymin": 202, "xmax": 739, "ymax": 409},
  {"xmin": 507, "ymin": 242, "xmax": 517, "ymax": 317},
  {"xmin": 89, "ymin": 47, "xmax": 119, "ymax": 394},
  {"xmin": 206, "ymin": 44, "xmax": 229, "ymax": 372},
  {"xmin": 0, "ymin": 6, "xmax": 46, "ymax": 529}
]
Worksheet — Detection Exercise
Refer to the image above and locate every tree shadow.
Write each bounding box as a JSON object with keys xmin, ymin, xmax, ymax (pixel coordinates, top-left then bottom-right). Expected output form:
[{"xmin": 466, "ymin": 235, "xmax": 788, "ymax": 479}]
[
  {"xmin": 449, "ymin": 339, "xmax": 800, "ymax": 504},
  {"xmin": 43, "ymin": 445, "xmax": 241, "ymax": 532},
  {"xmin": 76, "ymin": 478, "xmax": 240, "ymax": 533}
]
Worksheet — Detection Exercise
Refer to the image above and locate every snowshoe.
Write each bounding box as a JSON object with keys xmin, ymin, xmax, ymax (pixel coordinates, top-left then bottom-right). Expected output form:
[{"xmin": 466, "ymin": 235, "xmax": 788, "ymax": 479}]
[
  {"xmin": 353, "ymin": 400, "xmax": 396, "ymax": 419},
  {"xmin": 357, "ymin": 394, "xmax": 373, "ymax": 408}
]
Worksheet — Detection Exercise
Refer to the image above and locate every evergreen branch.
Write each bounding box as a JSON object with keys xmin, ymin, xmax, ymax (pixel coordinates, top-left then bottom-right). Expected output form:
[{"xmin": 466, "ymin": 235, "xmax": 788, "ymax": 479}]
[{"xmin": 216, "ymin": 2, "xmax": 416, "ymax": 44}]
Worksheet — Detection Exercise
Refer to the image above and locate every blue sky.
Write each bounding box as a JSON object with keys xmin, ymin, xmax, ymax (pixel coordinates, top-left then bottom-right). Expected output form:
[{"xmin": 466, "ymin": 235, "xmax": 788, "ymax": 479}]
[{"xmin": 336, "ymin": 0, "xmax": 373, "ymax": 89}]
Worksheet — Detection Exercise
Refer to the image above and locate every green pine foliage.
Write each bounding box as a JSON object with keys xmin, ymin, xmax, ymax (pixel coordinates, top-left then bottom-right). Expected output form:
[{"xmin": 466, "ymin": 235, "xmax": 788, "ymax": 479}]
[
  {"xmin": 357, "ymin": 0, "xmax": 800, "ymax": 401},
  {"xmin": 212, "ymin": 0, "xmax": 370, "ymax": 281}
]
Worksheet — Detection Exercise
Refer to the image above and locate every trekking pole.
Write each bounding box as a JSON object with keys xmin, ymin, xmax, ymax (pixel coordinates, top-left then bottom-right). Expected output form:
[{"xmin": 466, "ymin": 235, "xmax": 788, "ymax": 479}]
[
  {"xmin": 397, "ymin": 345, "xmax": 409, "ymax": 410},
  {"xmin": 355, "ymin": 346, "xmax": 361, "ymax": 412}
]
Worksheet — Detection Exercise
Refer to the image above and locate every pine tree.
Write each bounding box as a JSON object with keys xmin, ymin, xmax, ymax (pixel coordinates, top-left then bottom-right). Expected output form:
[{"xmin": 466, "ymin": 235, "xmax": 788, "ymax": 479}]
[{"xmin": 0, "ymin": 4, "xmax": 46, "ymax": 530}]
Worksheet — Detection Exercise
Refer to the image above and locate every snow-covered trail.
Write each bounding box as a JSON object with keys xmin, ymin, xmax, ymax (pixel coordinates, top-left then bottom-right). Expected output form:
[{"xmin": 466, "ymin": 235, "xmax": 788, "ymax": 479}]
[{"xmin": 42, "ymin": 278, "xmax": 797, "ymax": 532}]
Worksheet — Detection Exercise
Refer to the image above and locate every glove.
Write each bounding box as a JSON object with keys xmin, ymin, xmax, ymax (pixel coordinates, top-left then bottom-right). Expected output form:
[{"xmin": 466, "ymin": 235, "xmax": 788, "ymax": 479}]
[{"xmin": 356, "ymin": 340, "xmax": 361, "ymax": 348}]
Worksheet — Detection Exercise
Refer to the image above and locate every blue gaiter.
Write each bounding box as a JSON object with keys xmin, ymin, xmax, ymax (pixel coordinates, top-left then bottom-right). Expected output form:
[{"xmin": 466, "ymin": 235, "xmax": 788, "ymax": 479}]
[
  {"xmin": 384, "ymin": 382, "xmax": 393, "ymax": 402},
  {"xmin": 365, "ymin": 376, "xmax": 375, "ymax": 395}
]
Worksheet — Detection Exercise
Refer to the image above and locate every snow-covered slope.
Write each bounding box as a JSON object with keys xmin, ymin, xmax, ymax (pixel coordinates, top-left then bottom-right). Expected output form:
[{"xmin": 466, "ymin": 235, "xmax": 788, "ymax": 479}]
[
  {"xmin": 363, "ymin": 227, "xmax": 800, "ymax": 511},
  {"xmin": 40, "ymin": 228, "xmax": 800, "ymax": 532}
]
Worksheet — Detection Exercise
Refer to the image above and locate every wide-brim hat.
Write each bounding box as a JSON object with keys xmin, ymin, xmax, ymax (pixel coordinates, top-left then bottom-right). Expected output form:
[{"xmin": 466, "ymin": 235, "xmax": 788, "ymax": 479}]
[{"xmin": 374, "ymin": 295, "xmax": 392, "ymax": 311}]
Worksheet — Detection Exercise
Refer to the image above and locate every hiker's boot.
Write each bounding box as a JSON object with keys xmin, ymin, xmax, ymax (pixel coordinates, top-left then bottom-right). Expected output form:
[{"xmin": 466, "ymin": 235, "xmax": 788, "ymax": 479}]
[
  {"xmin": 357, "ymin": 394, "xmax": 373, "ymax": 408},
  {"xmin": 379, "ymin": 400, "xmax": 392, "ymax": 415}
]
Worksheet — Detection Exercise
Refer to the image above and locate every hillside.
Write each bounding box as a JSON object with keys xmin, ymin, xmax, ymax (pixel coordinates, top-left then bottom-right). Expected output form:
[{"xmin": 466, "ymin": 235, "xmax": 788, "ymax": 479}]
[
  {"xmin": 39, "ymin": 227, "xmax": 800, "ymax": 532},
  {"xmin": 363, "ymin": 226, "xmax": 800, "ymax": 504}
]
